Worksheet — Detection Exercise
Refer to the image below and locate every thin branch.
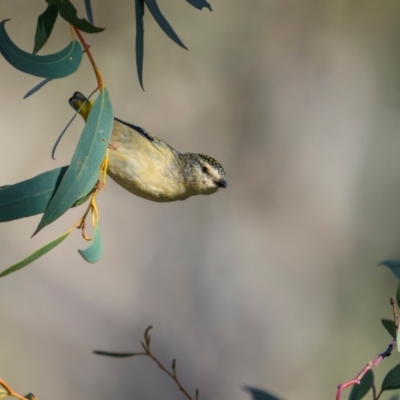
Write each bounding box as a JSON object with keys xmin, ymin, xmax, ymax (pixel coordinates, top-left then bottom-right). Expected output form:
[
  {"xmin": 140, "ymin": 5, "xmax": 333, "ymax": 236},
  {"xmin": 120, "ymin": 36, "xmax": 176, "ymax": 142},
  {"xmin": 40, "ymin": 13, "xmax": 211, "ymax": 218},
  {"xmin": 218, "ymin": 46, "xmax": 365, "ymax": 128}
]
[
  {"xmin": 72, "ymin": 27, "xmax": 104, "ymax": 90},
  {"xmin": 96, "ymin": 326, "xmax": 199, "ymax": 400},
  {"xmin": 336, "ymin": 297, "xmax": 398, "ymax": 400},
  {"xmin": 0, "ymin": 377, "xmax": 31, "ymax": 400},
  {"xmin": 145, "ymin": 351, "xmax": 199, "ymax": 400}
]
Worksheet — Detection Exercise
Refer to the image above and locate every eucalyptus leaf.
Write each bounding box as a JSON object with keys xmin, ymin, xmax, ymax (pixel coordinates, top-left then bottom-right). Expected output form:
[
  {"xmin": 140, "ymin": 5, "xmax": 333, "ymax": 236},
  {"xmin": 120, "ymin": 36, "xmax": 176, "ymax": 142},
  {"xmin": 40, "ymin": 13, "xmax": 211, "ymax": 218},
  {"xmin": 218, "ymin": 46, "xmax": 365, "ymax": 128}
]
[
  {"xmin": 135, "ymin": 0, "xmax": 145, "ymax": 90},
  {"xmin": 144, "ymin": 0, "xmax": 187, "ymax": 49},
  {"xmin": 23, "ymin": 78, "xmax": 52, "ymax": 99},
  {"xmin": 0, "ymin": 167, "xmax": 67, "ymax": 222},
  {"xmin": 0, "ymin": 20, "xmax": 82, "ymax": 78},
  {"xmin": 0, "ymin": 167, "xmax": 90, "ymax": 223},
  {"xmin": 46, "ymin": 0, "xmax": 103, "ymax": 33},
  {"xmin": 78, "ymin": 223, "xmax": 102, "ymax": 263},
  {"xmin": 186, "ymin": 0, "xmax": 212, "ymax": 11},
  {"xmin": 93, "ymin": 350, "xmax": 137, "ymax": 357},
  {"xmin": 379, "ymin": 260, "xmax": 400, "ymax": 280},
  {"xmin": 34, "ymin": 89, "xmax": 113, "ymax": 235},
  {"xmin": 242, "ymin": 386, "xmax": 283, "ymax": 400},
  {"xmin": 84, "ymin": 0, "xmax": 94, "ymax": 24},
  {"xmin": 0, "ymin": 230, "xmax": 72, "ymax": 278},
  {"xmin": 33, "ymin": 4, "xmax": 58, "ymax": 54},
  {"xmin": 397, "ymin": 282, "xmax": 400, "ymax": 307}
]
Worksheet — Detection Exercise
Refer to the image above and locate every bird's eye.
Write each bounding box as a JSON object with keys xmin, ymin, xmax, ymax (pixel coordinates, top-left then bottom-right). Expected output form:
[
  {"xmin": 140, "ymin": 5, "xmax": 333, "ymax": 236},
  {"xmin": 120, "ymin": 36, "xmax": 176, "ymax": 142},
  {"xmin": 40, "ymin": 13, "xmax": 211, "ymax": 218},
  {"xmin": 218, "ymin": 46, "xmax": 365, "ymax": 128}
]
[{"xmin": 202, "ymin": 166, "xmax": 209, "ymax": 174}]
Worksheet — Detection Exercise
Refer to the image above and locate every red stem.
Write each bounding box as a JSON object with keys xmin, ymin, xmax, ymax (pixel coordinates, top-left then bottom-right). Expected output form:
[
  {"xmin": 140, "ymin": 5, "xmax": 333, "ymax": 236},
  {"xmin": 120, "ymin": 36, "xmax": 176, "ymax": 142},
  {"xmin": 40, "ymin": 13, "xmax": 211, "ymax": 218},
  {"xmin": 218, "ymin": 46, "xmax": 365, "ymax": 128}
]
[{"xmin": 72, "ymin": 27, "xmax": 104, "ymax": 90}]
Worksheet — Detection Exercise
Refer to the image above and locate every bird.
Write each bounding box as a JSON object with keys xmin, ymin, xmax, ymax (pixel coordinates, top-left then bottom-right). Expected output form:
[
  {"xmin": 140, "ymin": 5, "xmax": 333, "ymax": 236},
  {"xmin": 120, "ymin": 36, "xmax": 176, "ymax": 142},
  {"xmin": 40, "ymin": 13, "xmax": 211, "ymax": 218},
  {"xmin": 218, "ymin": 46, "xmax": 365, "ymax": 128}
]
[{"xmin": 69, "ymin": 92, "xmax": 227, "ymax": 202}]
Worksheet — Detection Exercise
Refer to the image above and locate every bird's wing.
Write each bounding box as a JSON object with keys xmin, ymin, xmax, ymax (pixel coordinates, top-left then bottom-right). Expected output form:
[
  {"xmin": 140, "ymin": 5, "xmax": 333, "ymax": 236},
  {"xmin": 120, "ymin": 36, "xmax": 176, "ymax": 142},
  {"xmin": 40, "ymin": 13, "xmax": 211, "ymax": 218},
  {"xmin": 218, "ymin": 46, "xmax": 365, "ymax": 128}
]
[
  {"xmin": 113, "ymin": 117, "xmax": 179, "ymax": 158},
  {"xmin": 114, "ymin": 118, "xmax": 155, "ymax": 143}
]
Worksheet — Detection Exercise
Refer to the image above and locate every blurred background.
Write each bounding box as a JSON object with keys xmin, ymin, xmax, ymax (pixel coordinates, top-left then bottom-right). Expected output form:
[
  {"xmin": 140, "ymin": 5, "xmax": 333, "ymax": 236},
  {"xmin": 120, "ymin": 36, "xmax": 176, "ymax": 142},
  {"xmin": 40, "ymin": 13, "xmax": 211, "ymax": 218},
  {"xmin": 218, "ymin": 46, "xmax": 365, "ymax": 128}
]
[{"xmin": 2, "ymin": 0, "xmax": 400, "ymax": 399}]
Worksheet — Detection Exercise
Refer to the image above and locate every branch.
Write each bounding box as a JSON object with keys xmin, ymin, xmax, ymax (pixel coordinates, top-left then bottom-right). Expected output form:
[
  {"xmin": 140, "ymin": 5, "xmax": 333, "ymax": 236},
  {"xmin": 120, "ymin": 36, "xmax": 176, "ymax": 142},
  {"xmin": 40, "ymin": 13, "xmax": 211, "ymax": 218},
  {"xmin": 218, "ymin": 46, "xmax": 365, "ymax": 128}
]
[
  {"xmin": 95, "ymin": 326, "xmax": 199, "ymax": 400},
  {"xmin": 336, "ymin": 297, "xmax": 399, "ymax": 400},
  {"xmin": 141, "ymin": 327, "xmax": 199, "ymax": 400},
  {"xmin": 0, "ymin": 377, "xmax": 34, "ymax": 400},
  {"xmin": 72, "ymin": 27, "xmax": 104, "ymax": 90}
]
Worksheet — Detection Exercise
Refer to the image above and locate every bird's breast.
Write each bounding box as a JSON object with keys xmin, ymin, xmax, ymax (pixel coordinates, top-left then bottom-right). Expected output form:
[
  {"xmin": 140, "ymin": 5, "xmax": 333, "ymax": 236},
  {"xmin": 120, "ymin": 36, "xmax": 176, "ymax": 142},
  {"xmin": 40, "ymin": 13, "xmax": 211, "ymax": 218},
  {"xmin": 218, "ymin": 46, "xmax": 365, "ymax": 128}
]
[{"xmin": 106, "ymin": 143, "xmax": 186, "ymax": 202}]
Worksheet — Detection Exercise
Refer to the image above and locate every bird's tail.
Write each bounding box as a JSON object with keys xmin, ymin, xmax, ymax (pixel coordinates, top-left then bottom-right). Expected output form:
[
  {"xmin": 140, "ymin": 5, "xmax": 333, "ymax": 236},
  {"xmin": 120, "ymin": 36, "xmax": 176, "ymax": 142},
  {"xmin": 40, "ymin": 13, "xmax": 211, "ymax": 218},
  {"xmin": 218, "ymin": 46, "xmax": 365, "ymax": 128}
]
[{"xmin": 69, "ymin": 92, "xmax": 93, "ymax": 121}]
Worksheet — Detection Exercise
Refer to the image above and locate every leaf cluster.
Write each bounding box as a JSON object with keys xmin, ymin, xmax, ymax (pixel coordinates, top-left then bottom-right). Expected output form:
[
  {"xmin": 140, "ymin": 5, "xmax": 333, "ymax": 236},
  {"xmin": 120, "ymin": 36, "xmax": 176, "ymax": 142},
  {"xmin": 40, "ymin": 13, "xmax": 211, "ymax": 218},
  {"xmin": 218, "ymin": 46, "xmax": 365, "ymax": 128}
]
[{"xmin": 0, "ymin": 0, "xmax": 211, "ymax": 276}]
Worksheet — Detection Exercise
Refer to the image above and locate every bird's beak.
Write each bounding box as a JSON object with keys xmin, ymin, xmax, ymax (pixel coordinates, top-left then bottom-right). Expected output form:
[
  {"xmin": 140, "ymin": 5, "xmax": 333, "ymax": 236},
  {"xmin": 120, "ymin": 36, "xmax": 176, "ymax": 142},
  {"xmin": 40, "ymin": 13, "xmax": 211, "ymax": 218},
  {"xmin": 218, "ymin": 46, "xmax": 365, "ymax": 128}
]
[{"xmin": 215, "ymin": 179, "xmax": 227, "ymax": 188}]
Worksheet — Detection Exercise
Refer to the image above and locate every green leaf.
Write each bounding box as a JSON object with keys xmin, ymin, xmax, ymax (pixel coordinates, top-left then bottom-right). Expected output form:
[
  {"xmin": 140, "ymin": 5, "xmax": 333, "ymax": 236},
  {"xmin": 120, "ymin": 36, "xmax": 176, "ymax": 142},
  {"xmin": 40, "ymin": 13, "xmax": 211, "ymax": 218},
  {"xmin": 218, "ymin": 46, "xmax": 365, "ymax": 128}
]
[
  {"xmin": 84, "ymin": 0, "xmax": 94, "ymax": 24},
  {"xmin": 24, "ymin": 394, "xmax": 36, "ymax": 400},
  {"xmin": 93, "ymin": 350, "xmax": 137, "ymax": 357},
  {"xmin": 23, "ymin": 78, "xmax": 52, "ymax": 98},
  {"xmin": 34, "ymin": 89, "xmax": 113, "ymax": 234},
  {"xmin": 396, "ymin": 282, "xmax": 400, "ymax": 307},
  {"xmin": 382, "ymin": 364, "xmax": 400, "ymax": 391},
  {"xmin": 135, "ymin": 0, "xmax": 145, "ymax": 90},
  {"xmin": 379, "ymin": 260, "xmax": 400, "ymax": 280},
  {"xmin": 24, "ymin": 48, "xmax": 89, "ymax": 98},
  {"xmin": 78, "ymin": 223, "xmax": 102, "ymax": 263},
  {"xmin": 0, "ymin": 167, "xmax": 90, "ymax": 222},
  {"xmin": 33, "ymin": 4, "xmax": 59, "ymax": 54},
  {"xmin": 0, "ymin": 20, "xmax": 82, "ymax": 78},
  {"xmin": 388, "ymin": 395, "xmax": 399, "ymax": 400},
  {"xmin": 381, "ymin": 319, "xmax": 397, "ymax": 338},
  {"xmin": 0, "ymin": 167, "xmax": 67, "ymax": 222},
  {"xmin": 186, "ymin": 0, "xmax": 212, "ymax": 11},
  {"xmin": 0, "ymin": 229, "xmax": 71, "ymax": 278},
  {"xmin": 46, "ymin": 0, "xmax": 103, "ymax": 33},
  {"xmin": 242, "ymin": 386, "xmax": 283, "ymax": 400},
  {"xmin": 144, "ymin": 0, "xmax": 187, "ymax": 49},
  {"xmin": 349, "ymin": 370, "xmax": 374, "ymax": 400}
]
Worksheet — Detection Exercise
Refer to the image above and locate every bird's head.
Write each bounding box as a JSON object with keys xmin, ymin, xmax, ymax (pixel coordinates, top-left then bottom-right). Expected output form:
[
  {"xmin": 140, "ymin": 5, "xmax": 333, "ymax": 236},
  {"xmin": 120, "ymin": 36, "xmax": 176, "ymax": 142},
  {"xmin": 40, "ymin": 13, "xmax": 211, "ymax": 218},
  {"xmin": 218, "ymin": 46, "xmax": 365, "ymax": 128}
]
[{"xmin": 182, "ymin": 153, "xmax": 227, "ymax": 196}]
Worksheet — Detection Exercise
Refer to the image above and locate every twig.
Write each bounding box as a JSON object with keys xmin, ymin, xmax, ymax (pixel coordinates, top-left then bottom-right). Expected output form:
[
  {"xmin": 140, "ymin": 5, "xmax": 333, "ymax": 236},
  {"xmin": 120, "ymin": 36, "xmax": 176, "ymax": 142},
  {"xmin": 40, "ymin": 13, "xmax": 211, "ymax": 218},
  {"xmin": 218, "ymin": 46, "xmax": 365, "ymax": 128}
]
[
  {"xmin": 336, "ymin": 298, "xmax": 399, "ymax": 400},
  {"xmin": 72, "ymin": 27, "xmax": 104, "ymax": 90},
  {"xmin": 95, "ymin": 326, "xmax": 199, "ymax": 400},
  {"xmin": 0, "ymin": 377, "xmax": 32, "ymax": 400},
  {"xmin": 139, "ymin": 326, "xmax": 199, "ymax": 400},
  {"xmin": 390, "ymin": 297, "xmax": 399, "ymax": 337}
]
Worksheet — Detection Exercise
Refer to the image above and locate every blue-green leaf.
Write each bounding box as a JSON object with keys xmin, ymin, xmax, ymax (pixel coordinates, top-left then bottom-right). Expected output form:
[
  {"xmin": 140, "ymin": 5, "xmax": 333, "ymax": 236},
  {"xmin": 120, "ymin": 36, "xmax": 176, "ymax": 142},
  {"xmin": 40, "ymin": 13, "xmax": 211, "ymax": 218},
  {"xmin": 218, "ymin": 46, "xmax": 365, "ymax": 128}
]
[
  {"xmin": 33, "ymin": 4, "xmax": 59, "ymax": 54},
  {"xmin": 381, "ymin": 319, "xmax": 396, "ymax": 338},
  {"xmin": 84, "ymin": 0, "xmax": 94, "ymax": 24},
  {"xmin": 349, "ymin": 370, "xmax": 374, "ymax": 400},
  {"xmin": 242, "ymin": 386, "xmax": 283, "ymax": 400},
  {"xmin": 0, "ymin": 167, "xmax": 67, "ymax": 222},
  {"xmin": 24, "ymin": 47, "xmax": 90, "ymax": 98},
  {"xmin": 0, "ymin": 229, "xmax": 72, "ymax": 278},
  {"xmin": 93, "ymin": 350, "xmax": 138, "ymax": 357},
  {"xmin": 0, "ymin": 20, "xmax": 82, "ymax": 78},
  {"xmin": 23, "ymin": 78, "xmax": 52, "ymax": 98},
  {"xmin": 0, "ymin": 167, "xmax": 91, "ymax": 222},
  {"xmin": 135, "ymin": 0, "xmax": 145, "ymax": 90},
  {"xmin": 34, "ymin": 89, "xmax": 113, "ymax": 235},
  {"xmin": 379, "ymin": 260, "xmax": 400, "ymax": 280},
  {"xmin": 397, "ymin": 282, "xmax": 400, "ymax": 307},
  {"xmin": 186, "ymin": 0, "xmax": 212, "ymax": 11},
  {"xmin": 78, "ymin": 223, "xmax": 102, "ymax": 263},
  {"xmin": 382, "ymin": 364, "xmax": 400, "ymax": 391},
  {"xmin": 46, "ymin": 0, "xmax": 103, "ymax": 33},
  {"xmin": 144, "ymin": 0, "xmax": 187, "ymax": 49}
]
